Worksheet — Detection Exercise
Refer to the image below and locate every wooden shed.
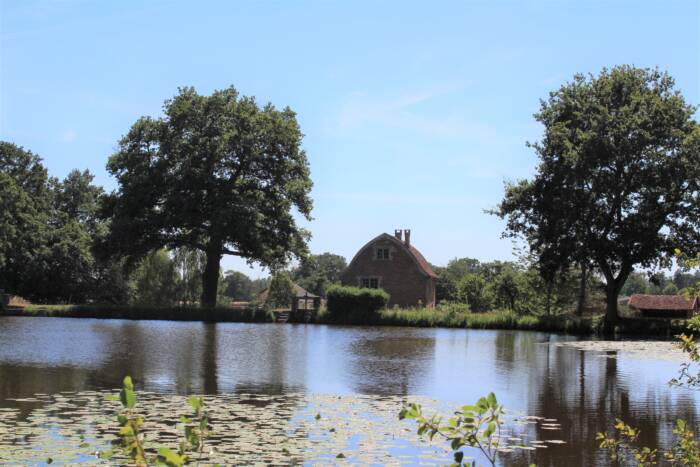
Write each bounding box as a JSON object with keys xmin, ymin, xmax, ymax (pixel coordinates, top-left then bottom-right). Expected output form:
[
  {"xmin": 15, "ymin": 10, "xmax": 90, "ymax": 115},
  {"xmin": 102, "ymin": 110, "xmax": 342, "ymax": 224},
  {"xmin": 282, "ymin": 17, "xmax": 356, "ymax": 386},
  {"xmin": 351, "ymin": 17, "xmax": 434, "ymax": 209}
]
[{"xmin": 628, "ymin": 294, "xmax": 698, "ymax": 319}]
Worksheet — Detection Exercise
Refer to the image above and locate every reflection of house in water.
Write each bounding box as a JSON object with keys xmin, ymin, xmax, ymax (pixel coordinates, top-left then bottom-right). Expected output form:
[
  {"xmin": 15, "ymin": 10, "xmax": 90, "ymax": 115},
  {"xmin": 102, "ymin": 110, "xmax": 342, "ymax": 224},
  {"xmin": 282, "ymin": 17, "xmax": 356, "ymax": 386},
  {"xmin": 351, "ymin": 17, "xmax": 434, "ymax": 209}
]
[{"xmin": 345, "ymin": 330, "xmax": 435, "ymax": 395}]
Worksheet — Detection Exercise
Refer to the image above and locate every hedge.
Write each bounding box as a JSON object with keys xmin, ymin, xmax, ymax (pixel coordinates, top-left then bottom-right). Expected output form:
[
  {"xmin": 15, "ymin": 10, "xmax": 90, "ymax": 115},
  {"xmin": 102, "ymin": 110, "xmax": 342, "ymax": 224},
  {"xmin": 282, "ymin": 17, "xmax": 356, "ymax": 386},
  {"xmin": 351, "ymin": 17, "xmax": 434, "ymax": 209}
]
[{"xmin": 325, "ymin": 285, "xmax": 389, "ymax": 324}]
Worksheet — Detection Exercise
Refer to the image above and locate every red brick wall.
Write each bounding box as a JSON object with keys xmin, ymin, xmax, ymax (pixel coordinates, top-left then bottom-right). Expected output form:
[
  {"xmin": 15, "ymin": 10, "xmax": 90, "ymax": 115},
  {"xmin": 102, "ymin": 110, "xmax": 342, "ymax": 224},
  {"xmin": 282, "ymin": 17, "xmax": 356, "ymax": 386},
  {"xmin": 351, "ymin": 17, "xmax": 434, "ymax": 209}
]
[{"xmin": 341, "ymin": 235, "xmax": 434, "ymax": 308}]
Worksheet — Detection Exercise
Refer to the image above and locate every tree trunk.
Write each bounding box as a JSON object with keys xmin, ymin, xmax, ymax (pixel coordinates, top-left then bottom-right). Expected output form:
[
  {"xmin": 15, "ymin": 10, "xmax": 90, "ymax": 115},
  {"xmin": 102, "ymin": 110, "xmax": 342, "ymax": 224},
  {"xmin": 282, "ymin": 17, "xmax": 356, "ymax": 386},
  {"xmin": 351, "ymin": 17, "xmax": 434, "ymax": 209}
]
[
  {"xmin": 598, "ymin": 259, "xmax": 631, "ymax": 334},
  {"xmin": 604, "ymin": 285, "xmax": 619, "ymax": 327},
  {"xmin": 201, "ymin": 242, "xmax": 222, "ymax": 308},
  {"xmin": 576, "ymin": 263, "xmax": 587, "ymax": 317}
]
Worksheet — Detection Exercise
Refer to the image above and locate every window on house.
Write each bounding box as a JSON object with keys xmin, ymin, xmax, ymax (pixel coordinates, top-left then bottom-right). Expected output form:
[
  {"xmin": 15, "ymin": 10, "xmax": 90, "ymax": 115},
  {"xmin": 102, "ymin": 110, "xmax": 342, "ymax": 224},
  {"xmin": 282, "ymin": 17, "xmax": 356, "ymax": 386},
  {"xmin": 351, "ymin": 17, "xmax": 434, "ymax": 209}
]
[
  {"xmin": 361, "ymin": 277, "xmax": 379, "ymax": 288},
  {"xmin": 376, "ymin": 248, "xmax": 390, "ymax": 260}
]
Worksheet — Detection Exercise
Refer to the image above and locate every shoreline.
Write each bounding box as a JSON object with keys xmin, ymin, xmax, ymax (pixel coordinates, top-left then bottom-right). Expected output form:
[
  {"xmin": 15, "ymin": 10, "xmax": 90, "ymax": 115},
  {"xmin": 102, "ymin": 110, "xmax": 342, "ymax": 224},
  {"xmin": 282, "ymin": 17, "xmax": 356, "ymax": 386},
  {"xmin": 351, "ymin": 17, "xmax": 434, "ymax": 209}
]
[{"xmin": 1, "ymin": 304, "xmax": 689, "ymax": 337}]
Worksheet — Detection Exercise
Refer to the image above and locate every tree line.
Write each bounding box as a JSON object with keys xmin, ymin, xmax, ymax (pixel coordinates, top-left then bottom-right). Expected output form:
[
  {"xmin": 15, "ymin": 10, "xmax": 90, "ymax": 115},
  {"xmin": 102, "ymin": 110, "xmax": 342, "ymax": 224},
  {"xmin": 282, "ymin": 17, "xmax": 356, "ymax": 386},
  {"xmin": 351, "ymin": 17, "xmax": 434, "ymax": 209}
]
[
  {"xmin": 1, "ymin": 86, "xmax": 313, "ymax": 306},
  {"xmin": 2, "ymin": 67, "xmax": 699, "ymax": 325},
  {"xmin": 0, "ymin": 143, "xmax": 271, "ymax": 307}
]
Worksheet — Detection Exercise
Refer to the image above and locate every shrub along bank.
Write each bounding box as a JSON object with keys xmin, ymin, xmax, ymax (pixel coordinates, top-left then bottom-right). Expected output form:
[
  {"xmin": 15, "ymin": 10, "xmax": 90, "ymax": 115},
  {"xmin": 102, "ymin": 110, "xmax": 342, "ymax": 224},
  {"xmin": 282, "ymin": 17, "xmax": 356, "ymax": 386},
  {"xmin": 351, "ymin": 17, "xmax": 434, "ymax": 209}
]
[{"xmin": 324, "ymin": 285, "xmax": 389, "ymax": 324}]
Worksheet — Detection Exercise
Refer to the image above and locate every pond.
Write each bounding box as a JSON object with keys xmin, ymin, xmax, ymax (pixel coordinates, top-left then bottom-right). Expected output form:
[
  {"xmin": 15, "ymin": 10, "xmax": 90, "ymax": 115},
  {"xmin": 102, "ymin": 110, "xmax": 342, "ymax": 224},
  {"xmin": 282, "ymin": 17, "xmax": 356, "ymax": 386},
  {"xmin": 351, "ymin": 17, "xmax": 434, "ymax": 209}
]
[{"xmin": 0, "ymin": 316, "xmax": 698, "ymax": 465}]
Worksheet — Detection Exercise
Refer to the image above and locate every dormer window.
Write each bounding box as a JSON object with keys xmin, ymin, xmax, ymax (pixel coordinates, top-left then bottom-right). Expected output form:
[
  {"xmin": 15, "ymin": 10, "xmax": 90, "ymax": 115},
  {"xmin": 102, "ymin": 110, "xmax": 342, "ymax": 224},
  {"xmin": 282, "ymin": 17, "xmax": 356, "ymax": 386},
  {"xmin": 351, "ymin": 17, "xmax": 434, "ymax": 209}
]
[{"xmin": 375, "ymin": 247, "xmax": 390, "ymax": 260}]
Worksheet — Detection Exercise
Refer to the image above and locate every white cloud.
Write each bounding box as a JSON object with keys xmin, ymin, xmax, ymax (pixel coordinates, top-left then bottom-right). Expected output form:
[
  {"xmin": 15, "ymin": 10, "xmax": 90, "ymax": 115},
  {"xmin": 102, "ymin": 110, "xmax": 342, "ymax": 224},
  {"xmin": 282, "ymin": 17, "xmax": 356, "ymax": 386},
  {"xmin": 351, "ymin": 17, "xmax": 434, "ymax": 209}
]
[{"xmin": 327, "ymin": 85, "xmax": 501, "ymax": 143}]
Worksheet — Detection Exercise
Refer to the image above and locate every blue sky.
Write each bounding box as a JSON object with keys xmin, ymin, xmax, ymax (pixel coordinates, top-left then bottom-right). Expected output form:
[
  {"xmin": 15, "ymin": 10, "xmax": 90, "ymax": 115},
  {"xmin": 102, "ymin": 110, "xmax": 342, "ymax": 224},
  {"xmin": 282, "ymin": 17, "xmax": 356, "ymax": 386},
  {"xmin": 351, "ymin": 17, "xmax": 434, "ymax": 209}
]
[{"xmin": 2, "ymin": 0, "xmax": 698, "ymax": 277}]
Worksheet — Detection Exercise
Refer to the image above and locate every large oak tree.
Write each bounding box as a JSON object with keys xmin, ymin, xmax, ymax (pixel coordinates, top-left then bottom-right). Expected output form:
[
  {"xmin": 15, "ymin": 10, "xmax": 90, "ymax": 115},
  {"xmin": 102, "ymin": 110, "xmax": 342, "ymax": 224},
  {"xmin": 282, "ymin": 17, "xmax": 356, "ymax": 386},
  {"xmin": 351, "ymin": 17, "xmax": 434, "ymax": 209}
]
[
  {"xmin": 102, "ymin": 86, "xmax": 313, "ymax": 306},
  {"xmin": 496, "ymin": 66, "xmax": 700, "ymax": 326}
]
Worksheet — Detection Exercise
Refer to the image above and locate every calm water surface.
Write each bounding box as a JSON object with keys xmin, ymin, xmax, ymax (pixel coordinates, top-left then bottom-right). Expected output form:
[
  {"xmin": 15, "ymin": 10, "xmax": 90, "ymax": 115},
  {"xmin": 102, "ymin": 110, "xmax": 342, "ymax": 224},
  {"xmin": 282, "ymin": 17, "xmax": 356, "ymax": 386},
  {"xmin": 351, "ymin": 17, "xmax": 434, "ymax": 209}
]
[{"xmin": 0, "ymin": 316, "xmax": 698, "ymax": 465}]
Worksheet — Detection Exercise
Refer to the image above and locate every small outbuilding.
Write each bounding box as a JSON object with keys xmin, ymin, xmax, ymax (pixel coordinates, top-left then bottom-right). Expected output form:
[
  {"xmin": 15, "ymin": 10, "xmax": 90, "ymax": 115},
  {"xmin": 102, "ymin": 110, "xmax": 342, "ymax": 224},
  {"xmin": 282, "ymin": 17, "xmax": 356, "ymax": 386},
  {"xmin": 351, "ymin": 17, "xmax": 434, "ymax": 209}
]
[
  {"xmin": 258, "ymin": 283, "xmax": 320, "ymax": 312},
  {"xmin": 341, "ymin": 229, "xmax": 437, "ymax": 308},
  {"xmin": 628, "ymin": 294, "xmax": 698, "ymax": 319}
]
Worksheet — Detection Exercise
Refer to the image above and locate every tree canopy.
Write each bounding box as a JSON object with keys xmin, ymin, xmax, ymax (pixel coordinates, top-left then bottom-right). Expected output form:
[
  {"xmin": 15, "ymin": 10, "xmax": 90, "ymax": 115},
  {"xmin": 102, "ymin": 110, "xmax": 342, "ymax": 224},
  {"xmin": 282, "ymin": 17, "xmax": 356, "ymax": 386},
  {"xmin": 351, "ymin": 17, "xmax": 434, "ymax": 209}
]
[
  {"xmin": 496, "ymin": 66, "xmax": 700, "ymax": 325},
  {"xmin": 0, "ymin": 143, "xmax": 131, "ymax": 303},
  {"xmin": 291, "ymin": 252, "xmax": 347, "ymax": 296},
  {"xmin": 102, "ymin": 86, "xmax": 313, "ymax": 306}
]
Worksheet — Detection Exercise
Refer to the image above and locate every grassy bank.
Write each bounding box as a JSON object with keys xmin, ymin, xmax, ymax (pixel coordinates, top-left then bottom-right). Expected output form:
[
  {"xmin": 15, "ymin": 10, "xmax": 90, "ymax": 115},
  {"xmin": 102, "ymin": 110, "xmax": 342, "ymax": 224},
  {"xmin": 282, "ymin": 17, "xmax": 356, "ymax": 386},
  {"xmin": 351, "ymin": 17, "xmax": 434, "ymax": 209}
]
[
  {"xmin": 376, "ymin": 306, "xmax": 689, "ymax": 336},
  {"xmin": 11, "ymin": 304, "xmax": 273, "ymax": 323},
  {"xmin": 2, "ymin": 303, "xmax": 689, "ymax": 336},
  {"xmin": 376, "ymin": 307, "xmax": 599, "ymax": 334}
]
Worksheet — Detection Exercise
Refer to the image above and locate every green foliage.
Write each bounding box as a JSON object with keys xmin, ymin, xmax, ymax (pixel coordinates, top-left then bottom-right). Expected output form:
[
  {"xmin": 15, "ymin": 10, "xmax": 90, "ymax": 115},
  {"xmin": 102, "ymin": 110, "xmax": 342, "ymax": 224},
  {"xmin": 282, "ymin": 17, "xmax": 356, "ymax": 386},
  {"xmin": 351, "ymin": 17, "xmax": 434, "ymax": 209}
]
[
  {"xmin": 0, "ymin": 142, "xmax": 131, "ymax": 304},
  {"xmin": 597, "ymin": 417, "xmax": 700, "ymax": 466},
  {"xmin": 665, "ymin": 419, "xmax": 700, "ymax": 466},
  {"xmin": 291, "ymin": 252, "xmax": 347, "ymax": 297},
  {"xmin": 266, "ymin": 271, "xmax": 295, "ymax": 309},
  {"xmin": 456, "ymin": 273, "xmax": 494, "ymax": 312},
  {"xmin": 172, "ymin": 248, "xmax": 206, "ymax": 305},
  {"xmin": 131, "ymin": 250, "xmax": 179, "ymax": 307},
  {"xmin": 496, "ymin": 66, "xmax": 700, "ymax": 325},
  {"xmin": 399, "ymin": 392, "xmax": 505, "ymax": 466},
  {"xmin": 221, "ymin": 270, "xmax": 255, "ymax": 301},
  {"xmin": 101, "ymin": 376, "xmax": 210, "ymax": 466},
  {"xmin": 435, "ymin": 254, "xmax": 593, "ymax": 316},
  {"xmin": 19, "ymin": 303, "xmax": 274, "ymax": 322},
  {"xmin": 596, "ymin": 419, "xmax": 658, "ymax": 466},
  {"xmin": 102, "ymin": 85, "xmax": 313, "ymax": 306},
  {"xmin": 326, "ymin": 285, "xmax": 389, "ymax": 324},
  {"xmin": 377, "ymin": 306, "xmax": 597, "ymax": 333},
  {"xmin": 670, "ymin": 316, "xmax": 700, "ymax": 389},
  {"xmin": 620, "ymin": 272, "xmax": 653, "ymax": 296},
  {"xmin": 664, "ymin": 283, "xmax": 680, "ymax": 296}
]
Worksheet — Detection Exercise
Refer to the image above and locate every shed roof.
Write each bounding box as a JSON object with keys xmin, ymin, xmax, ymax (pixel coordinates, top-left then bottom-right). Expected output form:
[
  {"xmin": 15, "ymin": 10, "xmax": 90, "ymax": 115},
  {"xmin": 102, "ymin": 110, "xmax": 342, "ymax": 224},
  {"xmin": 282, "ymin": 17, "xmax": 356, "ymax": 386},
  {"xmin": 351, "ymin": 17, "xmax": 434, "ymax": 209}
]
[
  {"xmin": 258, "ymin": 283, "xmax": 319, "ymax": 302},
  {"xmin": 628, "ymin": 294, "xmax": 697, "ymax": 311}
]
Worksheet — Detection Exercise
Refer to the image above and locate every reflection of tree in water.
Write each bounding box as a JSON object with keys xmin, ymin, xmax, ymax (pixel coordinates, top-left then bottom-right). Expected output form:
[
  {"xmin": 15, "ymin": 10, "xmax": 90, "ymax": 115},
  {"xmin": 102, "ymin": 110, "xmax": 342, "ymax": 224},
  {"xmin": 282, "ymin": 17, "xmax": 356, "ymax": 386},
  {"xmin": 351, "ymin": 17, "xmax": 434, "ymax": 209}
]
[
  {"xmin": 201, "ymin": 323, "xmax": 218, "ymax": 394},
  {"xmin": 346, "ymin": 332, "xmax": 435, "ymax": 395},
  {"xmin": 0, "ymin": 364, "xmax": 92, "ymax": 419},
  {"xmin": 501, "ymin": 340, "xmax": 700, "ymax": 467}
]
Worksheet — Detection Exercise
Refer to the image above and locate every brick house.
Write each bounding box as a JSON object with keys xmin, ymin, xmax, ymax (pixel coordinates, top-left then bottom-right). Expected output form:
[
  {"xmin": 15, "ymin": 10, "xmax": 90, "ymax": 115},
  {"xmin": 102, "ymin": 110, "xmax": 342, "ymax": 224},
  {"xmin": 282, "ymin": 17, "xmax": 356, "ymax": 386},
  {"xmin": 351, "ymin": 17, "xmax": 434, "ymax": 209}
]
[
  {"xmin": 628, "ymin": 294, "xmax": 698, "ymax": 319},
  {"xmin": 341, "ymin": 230, "xmax": 437, "ymax": 308}
]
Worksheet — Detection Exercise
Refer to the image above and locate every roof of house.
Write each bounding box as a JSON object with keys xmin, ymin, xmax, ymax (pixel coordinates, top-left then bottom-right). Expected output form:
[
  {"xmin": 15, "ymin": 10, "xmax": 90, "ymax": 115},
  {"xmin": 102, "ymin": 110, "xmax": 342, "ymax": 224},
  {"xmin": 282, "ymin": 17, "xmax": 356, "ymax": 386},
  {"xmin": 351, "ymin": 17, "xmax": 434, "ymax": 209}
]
[
  {"xmin": 346, "ymin": 233, "xmax": 437, "ymax": 278},
  {"xmin": 258, "ymin": 283, "xmax": 319, "ymax": 302},
  {"xmin": 628, "ymin": 294, "xmax": 698, "ymax": 311}
]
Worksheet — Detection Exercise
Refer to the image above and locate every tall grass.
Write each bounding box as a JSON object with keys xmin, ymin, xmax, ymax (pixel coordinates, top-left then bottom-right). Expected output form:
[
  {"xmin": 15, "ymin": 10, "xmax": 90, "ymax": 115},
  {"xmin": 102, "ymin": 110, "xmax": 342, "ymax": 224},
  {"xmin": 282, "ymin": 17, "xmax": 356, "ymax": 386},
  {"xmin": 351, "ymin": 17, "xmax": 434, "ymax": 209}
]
[
  {"xmin": 18, "ymin": 304, "xmax": 274, "ymax": 323},
  {"xmin": 378, "ymin": 304, "xmax": 599, "ymax": 334}
]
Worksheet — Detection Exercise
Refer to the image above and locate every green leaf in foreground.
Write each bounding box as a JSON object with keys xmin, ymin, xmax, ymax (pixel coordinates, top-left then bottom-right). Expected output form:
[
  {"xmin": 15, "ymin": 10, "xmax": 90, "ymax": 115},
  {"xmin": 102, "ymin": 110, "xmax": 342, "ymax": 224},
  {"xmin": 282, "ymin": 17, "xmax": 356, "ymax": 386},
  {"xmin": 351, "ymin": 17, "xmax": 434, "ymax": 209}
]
[
  {"xmin": 98, "ymin": 450, "xmax": 114, "ymax": 459},
  {"xmin": 157, "ymin": 447, "xmax": 186, "ymax": 467}
]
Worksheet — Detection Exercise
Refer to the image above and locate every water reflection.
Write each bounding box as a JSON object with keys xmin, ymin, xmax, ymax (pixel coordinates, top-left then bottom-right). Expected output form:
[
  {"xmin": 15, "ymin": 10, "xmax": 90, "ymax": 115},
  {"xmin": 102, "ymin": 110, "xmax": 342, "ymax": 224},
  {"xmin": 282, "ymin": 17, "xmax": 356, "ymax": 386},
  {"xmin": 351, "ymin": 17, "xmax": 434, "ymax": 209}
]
[
  {"xmin": 345, "ymin": 329, "xmax": 435, "ymax": 394},
  {"xmin": 1, "ymin": 316, "xmax": 699, "ymax": 466}
]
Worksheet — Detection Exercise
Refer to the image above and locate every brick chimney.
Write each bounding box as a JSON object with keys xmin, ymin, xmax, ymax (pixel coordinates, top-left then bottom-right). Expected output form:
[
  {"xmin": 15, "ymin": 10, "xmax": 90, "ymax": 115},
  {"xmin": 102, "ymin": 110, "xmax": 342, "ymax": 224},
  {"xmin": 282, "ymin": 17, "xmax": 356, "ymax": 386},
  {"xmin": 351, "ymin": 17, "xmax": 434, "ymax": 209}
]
[
  {"xmin": 403, "ymin": 229, "xmax": 411, "ymax": 247},
  {"xmin": 394, "ymin": 229, "xmax": 403, "ymax": 241}
]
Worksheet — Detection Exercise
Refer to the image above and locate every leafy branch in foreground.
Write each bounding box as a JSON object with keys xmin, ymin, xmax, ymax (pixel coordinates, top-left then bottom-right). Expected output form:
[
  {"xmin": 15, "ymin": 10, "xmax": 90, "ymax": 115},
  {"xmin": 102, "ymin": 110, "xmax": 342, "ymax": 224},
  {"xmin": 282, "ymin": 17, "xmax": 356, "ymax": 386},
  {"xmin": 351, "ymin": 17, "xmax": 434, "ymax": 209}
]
[
  {"xmin": 101, "ymin": 376, "xmax": 216, "ymax": 466},
  {"xmin": 399, "ymin": 392, "xmax": 509, "ymax": 467},
  {"xmin": 596, "ymin": 419, "xmax": 657, "ymax": 465},
  {"xmin": 597, "ymin": 418, "xmax": 700, "ymax": 466}
]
